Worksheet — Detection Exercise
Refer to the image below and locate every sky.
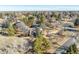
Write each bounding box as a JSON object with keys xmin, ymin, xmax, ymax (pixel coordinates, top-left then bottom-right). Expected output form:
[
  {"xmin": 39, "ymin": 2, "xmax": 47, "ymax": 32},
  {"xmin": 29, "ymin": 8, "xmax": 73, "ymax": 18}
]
[{"xmin": 0, "ymin": 5, "xmax": 79, "ymax": 11}]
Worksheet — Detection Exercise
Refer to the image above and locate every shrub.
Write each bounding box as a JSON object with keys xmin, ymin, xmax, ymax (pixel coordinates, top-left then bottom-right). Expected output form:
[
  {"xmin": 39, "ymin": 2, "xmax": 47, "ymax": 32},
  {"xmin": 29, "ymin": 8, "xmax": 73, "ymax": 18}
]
[
  {"xmin": 0, "ymin": 13, "xmax": 3, "ymax": 18},
  {"xmin": 74, "ymin": 19, "xmax": 79, "ymax": 26},
  {"xmin": 27, "ymin": 16, "xmax": 35, "ymax": 27},
  {"xmin": 33, "ymin": 34, "xmax": 51, "ymax": 54},
  {"xmin": 21, "ymin": 16, "xmax": 35, "ymax": 27},
  {"xmin": 66, "ymin": 43, "xmax": 78, "ymax": 54},
  {"xmin": 39, "ymin": 15, "xmax": 45, "ymax": 25},
  {"xmin": 7, "ymin": 22, "xmax": 16, "ymax": 36},
  {"xmin": 21, "ymin": 16, "xmax": 28, "ymax": 25}
]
